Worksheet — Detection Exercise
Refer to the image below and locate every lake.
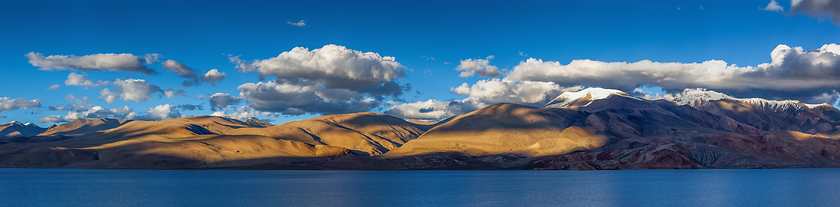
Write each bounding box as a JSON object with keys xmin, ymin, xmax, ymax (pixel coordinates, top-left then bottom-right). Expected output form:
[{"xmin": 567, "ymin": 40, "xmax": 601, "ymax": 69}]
[{"xmin": 1, "ymin": 168, "xmax": 838, "ymax": 206}]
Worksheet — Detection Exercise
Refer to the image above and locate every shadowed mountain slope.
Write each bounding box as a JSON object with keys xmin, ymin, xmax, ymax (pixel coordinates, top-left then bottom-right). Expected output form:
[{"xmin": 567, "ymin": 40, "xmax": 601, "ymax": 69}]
[
  {"xmin": 3, "ymin": 88, "xmax": 840, "ymax": 169},
  {"xmin": 228, "ymin": 112, "xmax": 429, "ymax": 156},
  {"xmin": 0, "ymin": 122, "xmax": 47, "ymax": 138}
]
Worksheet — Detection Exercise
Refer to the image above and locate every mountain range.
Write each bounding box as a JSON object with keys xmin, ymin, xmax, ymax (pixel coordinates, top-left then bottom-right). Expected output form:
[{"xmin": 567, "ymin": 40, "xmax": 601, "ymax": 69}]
[{"xmin": 3, "ymin": 88, "xmax": 840, "ymax": 170}]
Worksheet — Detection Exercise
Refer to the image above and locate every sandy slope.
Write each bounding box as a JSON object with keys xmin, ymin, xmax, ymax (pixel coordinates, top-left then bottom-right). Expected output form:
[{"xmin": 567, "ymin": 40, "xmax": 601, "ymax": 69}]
[
  {"xmin": 384, "ymin": 104, "xmax": 607, "ymax": 157},
  {"xmin": 4, "ymin": 93, "xmax": 840, "ymax": 169},
  {"xmin": 228, "ymin": 112, "xmax": 429, "ymax": 155}
]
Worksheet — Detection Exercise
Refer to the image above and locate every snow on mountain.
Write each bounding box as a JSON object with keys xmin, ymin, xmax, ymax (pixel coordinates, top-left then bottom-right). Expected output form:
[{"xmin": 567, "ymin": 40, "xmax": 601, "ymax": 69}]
[
  {"xmin": 1, "ymin": 120, "xmax": 47, "ymax": 138},
  {"xmin": 665, "ymin": 88, "xmax": 828, "ymax": 111},
  {"xmin": 544, "ymin": 87, "xmax": 832, "ymax": 112},
  {"xmin": 545, "ymin": 88, "xmax": 638, "ymax": 107},
  {"xmin": 663, "ymin": 88, "xmax": 731, "ymax": 106}
]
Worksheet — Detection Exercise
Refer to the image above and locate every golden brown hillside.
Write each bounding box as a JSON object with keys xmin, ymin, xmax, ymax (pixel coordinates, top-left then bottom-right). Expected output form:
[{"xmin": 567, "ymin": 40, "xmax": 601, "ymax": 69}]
[
  {"xmin": 228, "ymin": 112, "xmax": 429, "ymax": 155},
  {"xmin": 383, "ymin": 103, "xmax": 608, "ymax": 158}
]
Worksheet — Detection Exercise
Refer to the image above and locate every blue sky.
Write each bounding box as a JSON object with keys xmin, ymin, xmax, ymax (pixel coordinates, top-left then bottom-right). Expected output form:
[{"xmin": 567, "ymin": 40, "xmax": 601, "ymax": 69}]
[{"xmin": 1, "ymin": 0, "xmax": 839, "ymax": 126}]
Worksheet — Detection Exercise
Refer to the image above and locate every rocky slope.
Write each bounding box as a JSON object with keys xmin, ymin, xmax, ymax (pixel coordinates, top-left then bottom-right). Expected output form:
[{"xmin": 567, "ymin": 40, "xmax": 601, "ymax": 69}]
[{"xmin": 2, "ymin": 88, "xmax": 840, "ymax": 170}]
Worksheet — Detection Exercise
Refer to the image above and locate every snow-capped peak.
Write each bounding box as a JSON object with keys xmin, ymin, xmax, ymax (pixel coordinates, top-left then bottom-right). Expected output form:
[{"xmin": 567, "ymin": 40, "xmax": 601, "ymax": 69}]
[
  {"xmin": 664, "ymin": 88, "xmax": 732, "ymax": 106},
  {"xmin": 545, "ymin": 88, "xmax": 633, "ymax": 107},
  {"xmin": 665, "ymin": 88, "xmax": 826, "ymax": 111},
  {"xmin": 24, "ymin": 122, "xmax": 34, "ymax": 126}
]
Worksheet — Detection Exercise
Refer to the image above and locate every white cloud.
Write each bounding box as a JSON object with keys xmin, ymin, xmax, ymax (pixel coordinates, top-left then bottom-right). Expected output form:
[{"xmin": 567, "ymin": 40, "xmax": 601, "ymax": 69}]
[
  {"xmin": 632, "ymin": 88, "xmax": 664, "ymax": 100},
  {"xmin": 99, "ymin": 88, "xmax": 117, "ymax": 104},
  {"xmin": 208, "ymin": 93, "xmax": 242, "ymax": 110},
  {"xmin": 164, "ymin": 89, "xmax": 185, "ymax": 98},
  {"xmin": 0, "ymin": 97, "xmax": 41, "ymax": 112},
  {"xmin": 46, "ymin": 84, "xmax": 61, "ymax": 91},
  {"xmin": 25, "ymin": 52, "xmax": 156, "ymax": 75},
  {"xmin": 456, "ymin": 58, "xmax": 501, "ymax": 78},
  {"xmin": 235, "ymin": 44, "xmax": 405, "ymax": 90},
  {"xmin": 809, "ymin": 90, "xmax": 840, "ymax": 104},
  {"xmin": 238, "ymin": 80, "xmax": 379, "ymax": 115},
  {"xmin": 175, "ymin": 104, "xmax": 203, "ymax": 111},
  {"xmin": 506, "ymin": 44, "xmax": 840, "ymax": 103},
  {"xmin": 210, "ymin": 106, "xmax": 259, "ymax": 120},
  {"xmin": 63, "ymin": 105, "xmax": 133, "ymax": 121},
  {"xmin": 140, "ymin": 104, "xmax": 181, "ymax": 120},
  {"xmin": 763, "ymin": 0, "xmax": 783, "ymax": 11},
  {"xmin": 39, "ymin": 115, "xmax": 66, "ymax": 123},
  {"xmin": 54, "ymin": 94, "xmax": 92, "ymax": 111},
  {"xmin": 287, "ymin": 20, "xmax": 306, "ymax": 27},
  {"xmin": 143, "ymin": 53, "xmax": 163, "ymax": 64},
  {"xmin": 233, "ymin": 45, "xmax": 410, "ymax": 116},
  {"xmin": 791, "ymin": 0, "xmax": 840, "ymax": 24},
  {"xmin": 161, "ymin": 60, "xmax": 201, "ymax": 87},
  {"xmin": 201, "ymin": 69, "xmax": 226, "ymax": 85},
  {"xmin": 65, "ymin": 72, "xmax": 109, "ymax": 87},
  {"xmin": 451, "ymin": 79, "xmax": 581, "ymax": 105},
  {"xmin": 387, "ymin": 79, "xmax": 582, "ymax": 121},
  {"xmin": 385, "ymin": 98, "xmax": 485, "ymax": 121},
  {"xmin": 99, "ymin": 79, "xmax": 164, "ymax": 103}
]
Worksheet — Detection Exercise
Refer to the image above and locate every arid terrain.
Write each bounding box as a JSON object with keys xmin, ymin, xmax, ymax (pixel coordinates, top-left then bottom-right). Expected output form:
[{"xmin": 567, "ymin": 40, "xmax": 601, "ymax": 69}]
[{"xmin": 3, "ymin": 88, "xmax": 840, "ymax": 170}]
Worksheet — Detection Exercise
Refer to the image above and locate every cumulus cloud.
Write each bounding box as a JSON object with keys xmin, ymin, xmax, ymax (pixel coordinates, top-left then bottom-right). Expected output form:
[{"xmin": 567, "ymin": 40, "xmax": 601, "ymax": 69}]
[
  {"xmin": 238, "ymin": 80, "xmax": 379, "ymax": 115},
  {"xmin": 385, "ymin": 99, "xmax": 485, "ymax": 121},
  {"xmin": 63, "ymin": 106, "xmax": 133, "ymax": 121},
  {"xmin": 211, "ymin": 111, "xmax": 255, "ymax": 120},
  {"xmin": 175, "ymin": 104, "xmax": 203, "ymax": 111},
  {"xmin": 790, "ymin": 0, "xmax": 840, "ymax": 24},
  {"xmin": 287, "ymin": 20, "xmax": 306, "ymax": 27},
  {"xmin": 25, "ymin": 52, "xmax": 156, "ymax": 75},
  {"xmin": 99, "ymin": 88, "xmax": 118, "ymax": 104},
  {"xmin": 47, "ymin": 104, "xmax": 181, "ymax": 121},
  {"xmin": 99, "ymin": 79, "xmax": 165, "ymax": 103},
  {"xmin": 763, "ymin": 0, "xmax": 783, "ymax": 11},
  {"xmin": 201, "ymin": 69, "xmax": 226, "ymax": 85},
  {"xmin": 54, "ymin": 94, "xmax": 92, "ymax": 111},
  {"xmin": 164, "ymin": 89, "xmax": 186, "ymax": 98},
  {"xmin": 506, "ymin": 44, "xmax": 840, "ymax": 104},
  {"xmin": 65, "ymin": 72, "xmax": 109, "ymax": 87},
  {"xmin": 235, "ymin": 44, "xmax": 405, "ymax": 90},
  {"xmin": 210, "ymin": 106, "xmax": 260, "ymax": 120},
  {"xmin": 143, "ymin": 53, "xmax": 163, "ymax": 64},
  {"xmin": 0, "ymin": 97, "xmax": 41, "ymax": 112},
  {"xmin": 456, "ymin": 57, "xmax": 501, "ymax": 78},
  {"xmin": 161, "ymin": 60, "xmax": 201, "ymax": 87},
  {"xmin": 113, "ymin": 79, "xmax": 163, "ymax": 102},
  {"xmin": 137, "ymin": 104, "xmax": 181, "ymax": 120},
  {"xmin": 387, "ymin": 79, "xmax": 582, "ymax": 121},
  {"xmin": 234, "ymin": 45, "xmax": 410, "ymax": 115},
  {"xmin": 207, "ymin": 93, "xmax": 242, "ymax": 111},
  {"xmin": 632, "ymin": 88, "xmax": 665, "ymax": 100},
  {"xmin": 809, "ymin": 90, "xmax": 840, "ymax": 104},
  {"xmin": 452, "ymin": 79, "xmax": 582, "ymax": 105},
  {"xmin": 39, "ymin": 115, "xmax": 66, "ymax": 123},
  {"xmin": 46, "ymin": 84, "xmax": 61, "ymax": 91}
]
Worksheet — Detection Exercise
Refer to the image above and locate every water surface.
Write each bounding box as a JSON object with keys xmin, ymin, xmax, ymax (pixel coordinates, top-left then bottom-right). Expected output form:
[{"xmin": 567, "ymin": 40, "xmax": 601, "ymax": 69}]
[{"xmin": 1, "ymin": 168, "xmax": 838, "ymax": 206}]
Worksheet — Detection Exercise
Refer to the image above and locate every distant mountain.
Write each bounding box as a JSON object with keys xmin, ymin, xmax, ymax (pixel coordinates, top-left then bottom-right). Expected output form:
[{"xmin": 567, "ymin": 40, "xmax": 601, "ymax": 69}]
[
  {"xmin": 545, "ymin": 88, "xmax": 636, "ymax": 108},
  {"xmin": 0, "ymin": 121, "xmax": 47, "ymax": 138},
  {"xmin": 3, "ymin": 88, "xmax": 840, "ymax": 170},
  {"xmin": 39, "ymin": 118, "xmax": 130, "ymax": 137},
  {"xmin": 243, "ymin": 117, "xmax": 273, "ymax": 128},
  {"xmin": 666, "ymin": 89, "xmax": 840, "ymax": 135},
  {"xmin": 227, "ymin": 112, "xmax": 429, "ymax": 156}
]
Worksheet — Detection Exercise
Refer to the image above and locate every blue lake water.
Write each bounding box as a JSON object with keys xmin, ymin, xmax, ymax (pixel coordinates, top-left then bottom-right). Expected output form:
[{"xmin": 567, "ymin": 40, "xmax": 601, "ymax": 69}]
[{"xmin": 1, "ymin": 168, "xmax": 839, "ymax": 207}]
